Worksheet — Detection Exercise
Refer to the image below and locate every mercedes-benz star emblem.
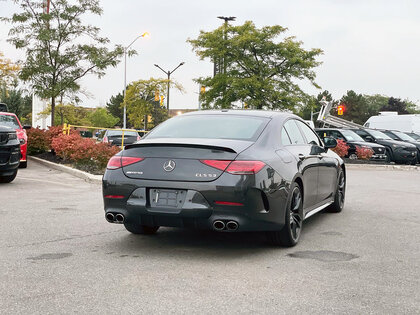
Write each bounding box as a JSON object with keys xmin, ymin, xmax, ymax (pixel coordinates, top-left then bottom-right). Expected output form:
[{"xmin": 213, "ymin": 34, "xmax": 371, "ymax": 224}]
[{"xmin": 163, "ymin": 160, "xmax": 176, "ymax": 172}]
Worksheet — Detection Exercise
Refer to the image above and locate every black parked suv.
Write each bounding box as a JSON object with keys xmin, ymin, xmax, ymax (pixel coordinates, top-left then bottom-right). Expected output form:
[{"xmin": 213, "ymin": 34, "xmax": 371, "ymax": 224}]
[
  {"xmin": 381, "ymin": 130, "xmax": 420, "ymax": 163},
  {"xmin": 316, "ymin": 128, "xmax": 386, "ymax": 160},
  {"xmin": 0, "ymin": 126, "xmax": 21, "ymax": 183},
  {"xmin": 351, "ymin": 128, "xmax": 417, "ymax": 164}
]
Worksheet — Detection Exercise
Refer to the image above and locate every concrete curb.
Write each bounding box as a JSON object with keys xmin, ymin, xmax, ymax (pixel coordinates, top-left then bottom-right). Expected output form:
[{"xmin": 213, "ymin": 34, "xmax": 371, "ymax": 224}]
[
  {"xmin": 345, "ymin": 163, "xmax": 419, "ymax": 171},
  {"xmin": 29, "ymin": 156, "xmax": 103, "ymax": 184}
]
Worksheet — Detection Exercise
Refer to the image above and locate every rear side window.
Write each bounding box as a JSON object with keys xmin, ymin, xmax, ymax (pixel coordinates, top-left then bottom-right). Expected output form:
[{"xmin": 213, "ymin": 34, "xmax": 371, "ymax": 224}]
[
  {"xmin": 283, "ymin": 120, "xmax": 305, "ymax": 145},
  {"xmin": 281, "ymin": 127, "xmax": 292, "ymax": 145},
  {"xmin": 296, "ymin": 120, "xmax": 321, "ymax": 146}
]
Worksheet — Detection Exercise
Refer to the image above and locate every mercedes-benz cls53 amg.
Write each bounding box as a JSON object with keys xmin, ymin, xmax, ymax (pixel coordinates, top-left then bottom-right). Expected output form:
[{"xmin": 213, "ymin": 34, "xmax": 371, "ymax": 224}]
[{"xmin": 103, "ymin": 110, "xmax": 345, "ymax": 246}]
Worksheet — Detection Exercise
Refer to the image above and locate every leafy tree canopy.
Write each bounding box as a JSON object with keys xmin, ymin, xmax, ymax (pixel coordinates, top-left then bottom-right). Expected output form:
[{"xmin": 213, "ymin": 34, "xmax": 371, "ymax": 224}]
[
  {"xmin": 188, "ymin": 21, "xmax": 323, "ymax": 110},
  {"xmin": 380, "ymin": 97, "xmax": 419, "ymax": 114},
  {"xmin": 0, "ymin": 84, "xmax": 32, "ymax": 123},
  {"xmin": 0, "ymin": 51, "xmax": 20, "ymax": 89},
  {"xmin": 125, "ymin": 78, "xmax": 183, "ymax": 129},
  {"xmin": 106, "ymin": 92, "xmax": 123, "ymax": 126},
  {"xmin": 89, "ymin": 107, "xmax": 118, "ymax": 128},
  {"xmin": 3, "ymin": 0, "xmax": 125, "ymax": 125}
]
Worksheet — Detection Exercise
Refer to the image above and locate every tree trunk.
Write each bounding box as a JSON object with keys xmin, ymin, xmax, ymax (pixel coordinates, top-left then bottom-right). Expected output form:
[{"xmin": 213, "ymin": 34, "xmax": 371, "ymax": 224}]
[{"xmin": 51, "ymin": 96, "xmax": 55, "ymax": 126}]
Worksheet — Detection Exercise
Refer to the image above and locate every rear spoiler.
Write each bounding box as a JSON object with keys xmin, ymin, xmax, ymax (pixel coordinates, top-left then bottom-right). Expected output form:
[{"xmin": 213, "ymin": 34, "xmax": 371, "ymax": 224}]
[{"xmin": 125, "ymin": 142, "xmax": 237, "ymax": 154}]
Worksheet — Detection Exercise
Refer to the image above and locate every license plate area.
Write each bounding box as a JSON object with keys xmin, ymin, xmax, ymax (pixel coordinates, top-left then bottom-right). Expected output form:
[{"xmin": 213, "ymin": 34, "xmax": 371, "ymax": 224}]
[{"xmin": 149, "ymin": 189, "xmax": 187, "ymax": 208}]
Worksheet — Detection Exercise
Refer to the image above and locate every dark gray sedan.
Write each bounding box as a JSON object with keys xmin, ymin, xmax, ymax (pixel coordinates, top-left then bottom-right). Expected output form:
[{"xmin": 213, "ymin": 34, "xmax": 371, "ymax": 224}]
[{"xmin": 102, "ymin": 110, "xmax": 345, "ymax": 246}]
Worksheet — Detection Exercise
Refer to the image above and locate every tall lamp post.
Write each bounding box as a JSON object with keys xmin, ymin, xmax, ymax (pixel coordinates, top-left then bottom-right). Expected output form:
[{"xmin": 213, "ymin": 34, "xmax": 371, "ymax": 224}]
[
  {"xmin": 123, "ymin": 32, "xmax": 149, "ymax": 129},
  {"xmin": 154, "ymin": 62, "xmax": 185, "ymax": 111}
]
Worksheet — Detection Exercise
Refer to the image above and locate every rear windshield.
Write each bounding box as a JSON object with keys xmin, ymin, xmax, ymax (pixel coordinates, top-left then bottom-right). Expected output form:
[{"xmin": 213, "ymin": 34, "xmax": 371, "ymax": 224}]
[
  {"xmin": 0, "ymin": 114, "xmax": 19, "ymax": 129},
  {"xmin": 106, "ymin": 130, "xmax": 138, "ymax": 137},
  {"xmin": 146, "ymin": 115, "xmax": 269, "ymax": 141}
]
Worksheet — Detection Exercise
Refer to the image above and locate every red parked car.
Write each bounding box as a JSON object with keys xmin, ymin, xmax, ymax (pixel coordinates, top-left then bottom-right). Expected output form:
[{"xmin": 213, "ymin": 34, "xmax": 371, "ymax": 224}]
[{"xmin": 0, "ymin": 112, "xmax": 27, "ymax": 168}]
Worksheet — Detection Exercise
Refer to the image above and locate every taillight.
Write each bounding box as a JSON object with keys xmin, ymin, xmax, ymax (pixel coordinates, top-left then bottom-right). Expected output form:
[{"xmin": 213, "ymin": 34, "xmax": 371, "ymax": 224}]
[
  {"xmin": 200, "ymin": 160, "xmax": 265, "ymax": 175},
  {"xmin": 226, "ymin": 161, "xmax": 265, "ymax": 175},
  {"xmin": 107, "ymin": 156, "xmax": 144, "ymax": 170},
  {"xmin": 200, "ymin": 160, "xmax": 231, "ymax": 171},
  {"xmin": 103, "ymin": 136, "xmax": 108, "ymax": 143}
]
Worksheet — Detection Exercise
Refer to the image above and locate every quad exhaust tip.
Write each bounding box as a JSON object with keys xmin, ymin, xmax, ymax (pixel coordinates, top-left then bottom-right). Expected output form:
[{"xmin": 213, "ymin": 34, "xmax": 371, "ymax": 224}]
[
  {"xmin": 226, "ymin": 221, "xmax": 238, "ymax": 231},
  {"xmin": 105, "ymin": 212, "xmax": 125, "ymax": 223},
  {"xmin": 213, "ymin": 220, "xmax": 225, "ymax": 231},
  {"xmin": 115, "ymin": 213, "xmax": 125, "ymax": 223},
  {"xmin": 105, "ymin": 213, "xmax": 114, "ymax": 223},
  {"xmin": 213, "ymin": 220, "xmax": 239, "ymax": 231}
]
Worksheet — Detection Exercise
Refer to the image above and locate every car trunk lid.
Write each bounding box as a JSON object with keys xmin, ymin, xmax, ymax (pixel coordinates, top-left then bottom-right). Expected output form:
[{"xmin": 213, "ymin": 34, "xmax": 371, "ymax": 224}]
[{"xmin": 122, "ymin": 138, "xmax": 253, "ymax": 182}]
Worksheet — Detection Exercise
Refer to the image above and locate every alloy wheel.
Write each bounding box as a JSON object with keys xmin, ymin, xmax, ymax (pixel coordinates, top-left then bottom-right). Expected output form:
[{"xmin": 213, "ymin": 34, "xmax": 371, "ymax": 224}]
[{"xmin": 289, "ymin": 187, "xmax": 302, "ymax": 241}]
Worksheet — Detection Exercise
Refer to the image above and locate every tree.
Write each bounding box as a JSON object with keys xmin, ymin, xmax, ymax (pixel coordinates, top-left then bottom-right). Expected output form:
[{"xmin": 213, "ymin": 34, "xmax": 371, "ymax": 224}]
[
  {"xmin": 125, "ymin": 78, "xmax": 183, "ymax": 129},
  {"xmin": 106, "ymin": 92, "xmax": 123, "ymax": 126},
  {"xmin": 339, "ymin": 90, "xmax": 371, "ymax": 125},
  {"xmin": 3, "ymin": 0, "xmax": 125, "ymax": 126},
  {"xmin": 0, "ymin": 84, "xmax": 32, "ymax": 123},
  {"xmin": 0, "ymin": 51, "xmax": 20, "ymax": 89},
  {"xmin": 298, "ymin": 90, "xmax": 334, "ymax": 121},
  {"xmin": 89, "ymin": 107, "xmax": 118, "ymax": 128},
  {"xmin": 380, "ymin": 97, "xmax": 419, "ymax": 114},
  {"xmin": 188, "ymin": 21, "xmax": 323, "ymax": 110},
  {"xmin": 38, "ymin": 103, "xmax": 91, "ymax": 125}
]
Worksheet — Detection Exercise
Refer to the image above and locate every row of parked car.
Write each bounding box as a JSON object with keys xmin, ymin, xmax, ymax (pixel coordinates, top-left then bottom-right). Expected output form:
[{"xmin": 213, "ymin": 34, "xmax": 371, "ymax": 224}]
[
  {"xmin": 315, "ymin": 127, "xmax": 420, "ymax": 164},
  {"xmin": 0, "ymin": 105, "xmax": 29, "ymax": 183}
]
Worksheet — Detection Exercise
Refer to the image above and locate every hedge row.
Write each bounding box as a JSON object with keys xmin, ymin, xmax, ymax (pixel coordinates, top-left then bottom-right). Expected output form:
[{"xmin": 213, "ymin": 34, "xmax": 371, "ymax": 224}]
[{"xmin": 27, "ymin": 127, "xmax": 119, "ymax": 172}]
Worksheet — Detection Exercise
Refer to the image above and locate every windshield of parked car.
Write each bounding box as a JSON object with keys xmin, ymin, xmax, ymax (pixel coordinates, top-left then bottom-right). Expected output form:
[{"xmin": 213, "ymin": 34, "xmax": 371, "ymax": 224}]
[
  {"xmin": 146, "ymin": 115, "xmax": 269, "ymax": 141},
  {"xmin": 367, "ymin": 129, "xmax": 392, "ymax": 140},
  {"xmin": 393, "ymin": 131, "xmax": 415, "ymax": 141},
  {"xmin": 340, "ymin": 129, "xmax": 365, "ymax": 142},
  {"xmin": 0, "ymin": 115, "xmax": 19, "ymax": 129},
  {"xmin": 106, "ymin": 130, "xmax": 138, "ymax": 137},
  {"xmin": 407, "ymin": 133, "xmax": 420, "ymax": 140}
]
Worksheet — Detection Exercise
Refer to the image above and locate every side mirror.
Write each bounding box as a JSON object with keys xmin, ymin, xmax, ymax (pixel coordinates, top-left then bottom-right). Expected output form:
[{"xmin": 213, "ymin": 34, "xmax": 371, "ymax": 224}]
[
  {"xmin": 365, "ymin": 135, "xmax": 374, "ymax": 143},
  {"xmin": 323, "ymin": 137, "xmax": 337, "ymax": 149}
]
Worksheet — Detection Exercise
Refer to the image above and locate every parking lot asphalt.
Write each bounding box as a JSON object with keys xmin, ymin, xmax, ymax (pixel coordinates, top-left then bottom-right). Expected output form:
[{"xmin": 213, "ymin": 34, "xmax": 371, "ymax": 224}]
[{"xmin": 1, "ymin": 162, "xmax": 419, "ymax": 314}]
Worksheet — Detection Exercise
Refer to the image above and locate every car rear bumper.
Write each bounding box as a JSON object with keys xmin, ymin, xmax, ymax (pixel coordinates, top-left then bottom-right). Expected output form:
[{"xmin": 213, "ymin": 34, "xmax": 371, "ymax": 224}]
[{"xmin": 102, "ymin": 168, "xmax": 289, "ymax": 232}]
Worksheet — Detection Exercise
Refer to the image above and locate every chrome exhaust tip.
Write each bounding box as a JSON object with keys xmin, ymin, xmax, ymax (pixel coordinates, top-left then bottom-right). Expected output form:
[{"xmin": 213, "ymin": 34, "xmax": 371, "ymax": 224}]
[
  {"xmin": 213, "ymin": 220, "xmax": 225, "ymax": 231},
  {"xmin": 226, "ymin": 221, "xmax": 239, "ymax": 231},
  {"xmin": 115, "ymin": 213, "xmax": 125, "ymax": 223},
  {"xmin": 105, "ymin": 213, "xmax": 115, "ymax": 223}
]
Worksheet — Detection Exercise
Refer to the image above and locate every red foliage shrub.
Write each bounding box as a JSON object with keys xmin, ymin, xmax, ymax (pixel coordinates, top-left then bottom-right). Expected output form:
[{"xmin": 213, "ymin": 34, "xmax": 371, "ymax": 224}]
[
  {"xmin": 51, "ymin": 133, "xmax": 83, "ymax": 161},
  {"xmin": 46, "ymin": 126, "xmax": 63, "ymax": 148},
  {"xmin": 356, "ymin": 146, "xmax": 374, "ymax": 160},
  {"xmin": 331, "ymin": 139, "xmax": 349, "ymax": 157},
  {"xmin": 51, "ymin": 132, "xmax": 120, "ymax": 170},
  {"xmin": 26, "ymin": 128, "xmax": 48, "ymax": 154}
]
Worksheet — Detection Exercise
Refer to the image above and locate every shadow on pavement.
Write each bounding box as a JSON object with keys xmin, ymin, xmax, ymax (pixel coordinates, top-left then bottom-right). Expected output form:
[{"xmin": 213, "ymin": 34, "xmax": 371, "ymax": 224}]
[{"xmin": 102, "ymin": 210, "xmax": 330, "ymax": 260}]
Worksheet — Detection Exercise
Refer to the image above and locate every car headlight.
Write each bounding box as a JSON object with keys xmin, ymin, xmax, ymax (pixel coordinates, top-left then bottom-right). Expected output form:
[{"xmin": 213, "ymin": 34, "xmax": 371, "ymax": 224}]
[
  {"xmin": 19, "ymin": 138, "xmax": 26, "ymax": 145},
  {"xmin": 8, "ymin": 133, "xmax": 17, "ymax": 140}
]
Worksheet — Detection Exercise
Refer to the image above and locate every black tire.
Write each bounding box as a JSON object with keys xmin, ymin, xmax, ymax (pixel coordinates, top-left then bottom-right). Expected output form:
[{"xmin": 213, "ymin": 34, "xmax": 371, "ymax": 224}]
[
  {"xmin": 19, "ymin": 161, "xmax": 27, "ymax": 168},
  {"xmin": 124, "ymin": 222, "xmax": 159, "ymax": 235},
  {"xmin": 326, "ymin": 169, "xmax": 345, "ymax": 213},
  {"xmin": 0, "ymin": 170, "xmax": 18, "ymax": 183},
  {"xmin": 266, "ymin": 182, "xmax": 303, "ymax": 247}
]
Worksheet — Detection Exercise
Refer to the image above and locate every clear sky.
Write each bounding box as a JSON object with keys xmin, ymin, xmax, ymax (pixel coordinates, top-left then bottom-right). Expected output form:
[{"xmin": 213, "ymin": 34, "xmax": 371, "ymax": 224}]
[{"xmin": 1, "ymin": 0, "xmax": 420, "ymax": 109}]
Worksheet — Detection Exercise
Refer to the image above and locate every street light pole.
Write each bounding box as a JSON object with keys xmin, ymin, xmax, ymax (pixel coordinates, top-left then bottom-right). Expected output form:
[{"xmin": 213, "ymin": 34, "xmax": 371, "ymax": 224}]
[
  {"xmin": 154, "ymin": 62, "xmax": 185, "ymax": 111},
  {"xmin": 123, "ymin": 32, "xmax": 149, "ymax": 129}
]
